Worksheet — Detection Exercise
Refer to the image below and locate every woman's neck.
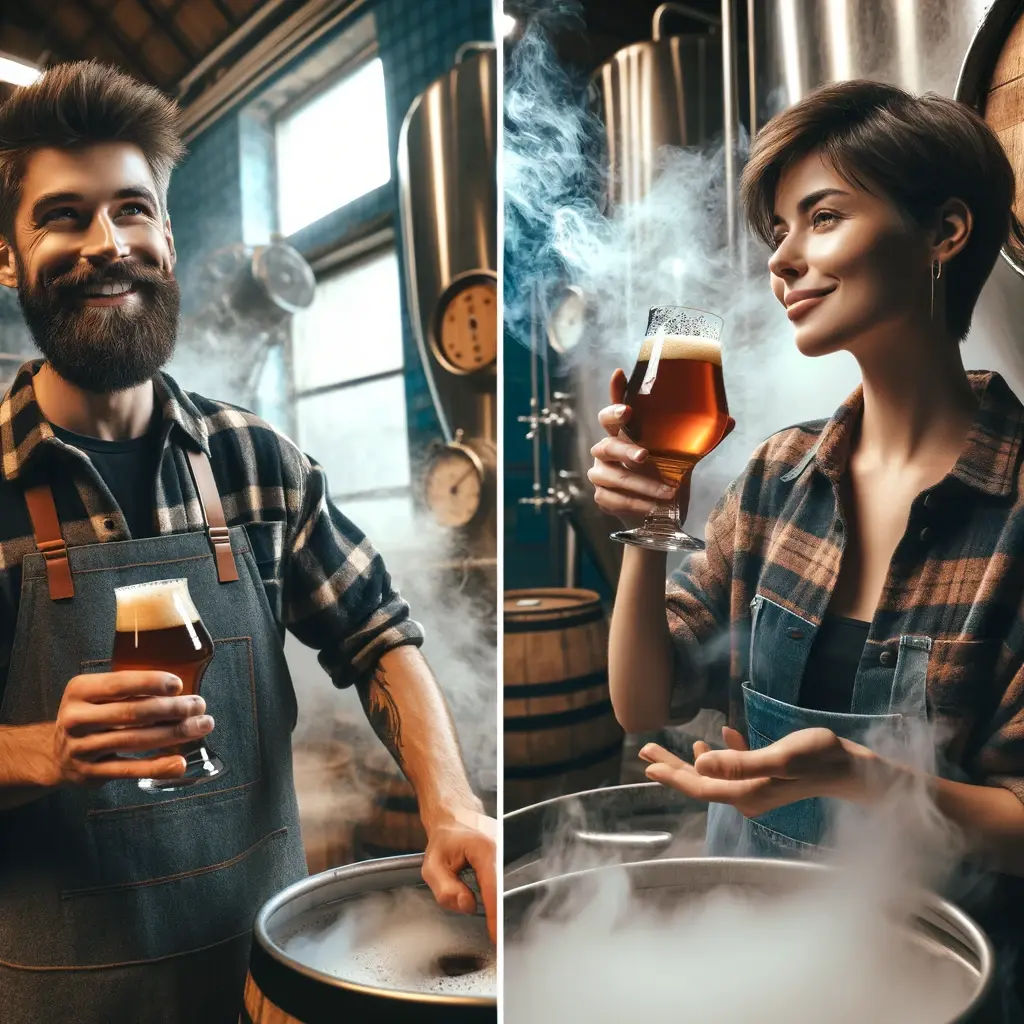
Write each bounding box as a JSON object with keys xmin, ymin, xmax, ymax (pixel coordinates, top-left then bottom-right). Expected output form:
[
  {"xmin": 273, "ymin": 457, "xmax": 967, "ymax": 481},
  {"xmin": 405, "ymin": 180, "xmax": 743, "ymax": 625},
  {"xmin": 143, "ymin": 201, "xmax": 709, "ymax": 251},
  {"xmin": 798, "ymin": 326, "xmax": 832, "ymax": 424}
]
[{"xmin": 853, "ymin": 331, "xmax": 977, "ymax": 472}]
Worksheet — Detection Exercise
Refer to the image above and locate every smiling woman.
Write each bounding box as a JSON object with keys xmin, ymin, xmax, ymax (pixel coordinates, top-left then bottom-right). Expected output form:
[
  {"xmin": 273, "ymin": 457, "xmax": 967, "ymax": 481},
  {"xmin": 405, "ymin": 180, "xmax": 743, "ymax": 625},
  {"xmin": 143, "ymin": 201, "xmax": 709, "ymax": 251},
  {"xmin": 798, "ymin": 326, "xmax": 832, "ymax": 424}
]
[{"xmin": 584, "ymin": 77, "xmax": 1024, "ymax": 1015}]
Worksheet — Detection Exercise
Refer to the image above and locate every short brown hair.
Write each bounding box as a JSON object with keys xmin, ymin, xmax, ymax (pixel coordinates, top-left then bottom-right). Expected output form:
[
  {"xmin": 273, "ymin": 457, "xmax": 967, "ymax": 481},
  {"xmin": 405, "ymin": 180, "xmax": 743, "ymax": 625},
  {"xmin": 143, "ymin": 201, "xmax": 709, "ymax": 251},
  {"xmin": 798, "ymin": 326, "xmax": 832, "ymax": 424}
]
[
  {"xmin": 0, "ymin": 60, "xmax": 184, "ymax": 240},
  {"xmin": 741, "ymin": 79, "xmax": 1024, "ymax": 342}
]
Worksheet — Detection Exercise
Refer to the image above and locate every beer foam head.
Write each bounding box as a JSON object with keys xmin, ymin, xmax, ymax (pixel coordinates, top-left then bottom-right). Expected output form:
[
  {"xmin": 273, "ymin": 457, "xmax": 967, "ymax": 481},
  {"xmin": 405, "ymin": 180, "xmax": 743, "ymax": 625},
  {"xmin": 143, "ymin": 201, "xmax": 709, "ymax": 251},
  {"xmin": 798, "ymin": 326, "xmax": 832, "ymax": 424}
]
[
  {"xmin": 115, "ymin": 578, "xmax": 200, "ymax": 632},
  {"xmin": 637, "ymin": 334, "xmax": 722, "ymax": 365}
]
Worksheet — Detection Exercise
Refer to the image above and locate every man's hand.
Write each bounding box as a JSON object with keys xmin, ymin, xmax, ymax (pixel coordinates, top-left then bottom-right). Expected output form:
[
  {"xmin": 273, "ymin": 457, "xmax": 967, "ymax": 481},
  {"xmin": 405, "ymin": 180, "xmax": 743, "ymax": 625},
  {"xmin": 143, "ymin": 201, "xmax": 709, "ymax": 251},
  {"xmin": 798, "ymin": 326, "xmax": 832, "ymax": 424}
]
[
  {"xmin": 48, "ymin": 671, "xmax": 214, "ymax": 786},
  {"xmin": 421, "ymin": 809, "xmax": 497, "ymax": 943},
  {"xmin": 641, "ymin": 725, "xmax": 893, "ymax": 816}
]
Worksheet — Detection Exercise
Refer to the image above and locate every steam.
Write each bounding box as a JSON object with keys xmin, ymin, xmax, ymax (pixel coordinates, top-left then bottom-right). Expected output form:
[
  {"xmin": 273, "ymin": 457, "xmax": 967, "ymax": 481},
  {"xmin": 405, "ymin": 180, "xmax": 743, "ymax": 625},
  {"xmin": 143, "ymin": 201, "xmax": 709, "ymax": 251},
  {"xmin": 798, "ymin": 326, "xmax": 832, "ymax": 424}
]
[
  {"xmin": 504, "ymin": 16, "xmax": 860, "ymax": 533},
  {"xmin": 506, "ymin": 718, "xmax": 1000, "ymax": 1023}
]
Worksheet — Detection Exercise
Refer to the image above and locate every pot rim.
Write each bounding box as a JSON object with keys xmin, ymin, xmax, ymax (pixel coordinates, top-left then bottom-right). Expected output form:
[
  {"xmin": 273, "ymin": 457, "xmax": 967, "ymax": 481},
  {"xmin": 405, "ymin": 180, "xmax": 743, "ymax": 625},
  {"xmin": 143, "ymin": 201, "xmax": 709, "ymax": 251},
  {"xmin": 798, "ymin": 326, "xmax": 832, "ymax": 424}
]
[{"xmin": 254, "ymin": 853, "xmax": 496, "ymax": 1007}]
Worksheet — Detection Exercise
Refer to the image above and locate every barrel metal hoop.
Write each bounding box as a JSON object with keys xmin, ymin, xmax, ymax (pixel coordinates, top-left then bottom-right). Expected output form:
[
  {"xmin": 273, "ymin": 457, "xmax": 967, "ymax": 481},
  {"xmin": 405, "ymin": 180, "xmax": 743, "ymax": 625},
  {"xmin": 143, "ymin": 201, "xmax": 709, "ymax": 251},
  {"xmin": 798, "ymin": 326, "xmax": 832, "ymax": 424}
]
[{"xmin": 504, "ymin": 698, "xmax": 615, "ymax": 732}]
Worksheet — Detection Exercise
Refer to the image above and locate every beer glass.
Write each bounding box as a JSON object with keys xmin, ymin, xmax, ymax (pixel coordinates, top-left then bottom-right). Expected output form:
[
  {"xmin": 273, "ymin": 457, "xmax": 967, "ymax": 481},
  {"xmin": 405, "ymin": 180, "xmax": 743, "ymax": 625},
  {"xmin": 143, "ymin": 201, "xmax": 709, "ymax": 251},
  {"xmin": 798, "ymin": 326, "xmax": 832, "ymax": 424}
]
[
  {"xmin": 111, "ymin": 578, "xmax": 225, "ymax": 791},
  {"xmin": 611, "ymin": 305, "xmax": 734, "ymax": 552}
]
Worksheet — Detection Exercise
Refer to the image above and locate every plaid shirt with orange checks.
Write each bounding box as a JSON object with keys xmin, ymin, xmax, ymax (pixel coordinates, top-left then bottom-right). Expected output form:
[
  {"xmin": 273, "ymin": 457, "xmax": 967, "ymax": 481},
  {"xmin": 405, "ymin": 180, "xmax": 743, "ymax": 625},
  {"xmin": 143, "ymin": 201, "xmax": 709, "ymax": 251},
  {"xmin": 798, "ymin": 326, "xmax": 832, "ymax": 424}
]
[{"xmin": 666, "ymin": 370, "xmax": 1024, "ymax": 801}]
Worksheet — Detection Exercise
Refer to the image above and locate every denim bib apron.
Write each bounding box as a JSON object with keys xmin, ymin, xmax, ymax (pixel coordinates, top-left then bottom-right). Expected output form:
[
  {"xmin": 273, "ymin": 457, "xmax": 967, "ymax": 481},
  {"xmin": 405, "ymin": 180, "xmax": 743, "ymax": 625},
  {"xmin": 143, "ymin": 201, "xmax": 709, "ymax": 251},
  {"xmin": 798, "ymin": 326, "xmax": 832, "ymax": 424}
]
[
  {"xmin": 0, "ymin": 449, "xmax": 308, "ymax": 1024},
  {"xmin": 704, "ymin": 594, "xmax": 930, "ymax": 858}
]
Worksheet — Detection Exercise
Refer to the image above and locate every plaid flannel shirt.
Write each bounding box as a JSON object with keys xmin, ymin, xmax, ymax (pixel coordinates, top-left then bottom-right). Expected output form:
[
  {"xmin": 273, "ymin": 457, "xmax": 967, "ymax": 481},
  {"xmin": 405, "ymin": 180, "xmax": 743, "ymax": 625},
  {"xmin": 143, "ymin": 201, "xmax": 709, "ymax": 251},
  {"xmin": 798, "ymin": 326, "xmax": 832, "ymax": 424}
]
[
  {"xmin": 0, "ymin": 359, "xmax": 423, "ymax": 702},
  {"xmin": 667, "ymin": 370, "xmax": 1024, "ymax": 802}
]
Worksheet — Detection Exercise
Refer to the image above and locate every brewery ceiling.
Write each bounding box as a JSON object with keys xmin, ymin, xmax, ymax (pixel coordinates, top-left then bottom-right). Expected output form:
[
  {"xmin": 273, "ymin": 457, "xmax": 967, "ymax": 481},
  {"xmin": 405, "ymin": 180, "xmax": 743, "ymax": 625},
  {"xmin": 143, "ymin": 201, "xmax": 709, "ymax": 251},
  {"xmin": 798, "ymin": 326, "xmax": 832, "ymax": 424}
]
[
  {"xmin": 503, "ymin": 0, "xmax": 741, "ymax": 75},
  {"xmin": 0, "ymin": 0, "xmax": 298, "ymax": 104}
]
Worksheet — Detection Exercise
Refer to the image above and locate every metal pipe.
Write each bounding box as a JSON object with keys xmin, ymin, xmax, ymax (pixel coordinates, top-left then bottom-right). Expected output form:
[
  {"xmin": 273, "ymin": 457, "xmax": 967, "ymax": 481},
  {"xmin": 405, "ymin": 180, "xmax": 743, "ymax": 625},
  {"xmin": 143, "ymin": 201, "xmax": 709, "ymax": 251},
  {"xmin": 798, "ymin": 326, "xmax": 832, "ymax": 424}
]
[
  {"xmin": 181, "ymin": 0, "xmax": 370, "ymax": 142},
  {"xmin": 177, "ymin": 0, "xmax": 293, "ymax": 96},
  {"xmin": 652, "ymin": 2, "xmax": 722, "ymax": 40},
  {"xmin": 721, "ymin": 0, "xmax": 740, "ymax": 259},
  {"xmin": 455, "ymin": 40, "xmax": 494, "ymax": 64},
  {"xmin": 564, "ymin": 519, "xmax": 578, "ymax": 588},
  {"xmin": 747, "ymin": 0, "xmax": 758, "ymax": 137},
  {"xmin": 529, "ymin": 288, "xmax": 542, "ymax": 509}
]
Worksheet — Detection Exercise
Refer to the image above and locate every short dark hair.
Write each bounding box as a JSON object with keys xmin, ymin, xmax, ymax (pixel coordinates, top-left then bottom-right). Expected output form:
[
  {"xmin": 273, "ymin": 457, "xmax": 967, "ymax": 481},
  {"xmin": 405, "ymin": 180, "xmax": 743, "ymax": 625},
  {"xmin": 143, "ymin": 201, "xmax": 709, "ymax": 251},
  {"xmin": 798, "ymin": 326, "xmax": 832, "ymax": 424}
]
[
  {"xmin": 741, "ymin": 79, "xmax": 1024, "ymax": 342},
  {"xmin": 0, "ymin": 60, "xmax": 185, "ymax": 239}
]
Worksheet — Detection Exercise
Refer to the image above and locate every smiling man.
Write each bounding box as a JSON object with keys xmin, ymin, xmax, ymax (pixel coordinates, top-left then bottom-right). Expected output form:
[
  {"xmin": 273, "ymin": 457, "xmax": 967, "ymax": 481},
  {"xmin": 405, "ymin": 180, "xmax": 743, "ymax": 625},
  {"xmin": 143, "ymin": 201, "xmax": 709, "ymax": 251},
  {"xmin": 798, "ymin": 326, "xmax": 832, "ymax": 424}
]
[{"xmin": 0, "ymin": 61, "xmax": 495, "ymax": 1024}]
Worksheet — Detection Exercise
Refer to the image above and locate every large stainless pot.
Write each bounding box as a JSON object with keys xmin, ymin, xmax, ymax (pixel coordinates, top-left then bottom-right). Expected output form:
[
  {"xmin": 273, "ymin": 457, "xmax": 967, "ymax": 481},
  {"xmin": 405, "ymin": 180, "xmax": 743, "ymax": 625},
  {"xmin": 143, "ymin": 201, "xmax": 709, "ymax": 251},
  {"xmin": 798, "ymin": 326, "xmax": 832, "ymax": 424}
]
[
  {"xmin": 505, "ymin": 857, "xmax": 998, "ymax": 1023},
  {"xmin": 243, "ymin": 854, "xmax": 496, "ymax": 1022},
  {"xmin": 504, "ymin": 781, "xmax": 708, "ymax": 890}
]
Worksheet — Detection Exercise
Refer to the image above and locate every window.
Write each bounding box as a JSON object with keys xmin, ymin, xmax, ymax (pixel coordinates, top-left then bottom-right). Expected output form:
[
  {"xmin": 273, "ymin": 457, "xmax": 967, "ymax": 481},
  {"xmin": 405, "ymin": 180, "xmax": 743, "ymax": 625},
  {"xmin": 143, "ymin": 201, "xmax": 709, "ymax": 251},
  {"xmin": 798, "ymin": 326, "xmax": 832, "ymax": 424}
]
[
  {"xmin": 275, "ymin": 57, "xmax": 391, "ymax": 236},
  {"xmin": 290, "ymin": 247, "xmax": 414, "ymax": 545}
]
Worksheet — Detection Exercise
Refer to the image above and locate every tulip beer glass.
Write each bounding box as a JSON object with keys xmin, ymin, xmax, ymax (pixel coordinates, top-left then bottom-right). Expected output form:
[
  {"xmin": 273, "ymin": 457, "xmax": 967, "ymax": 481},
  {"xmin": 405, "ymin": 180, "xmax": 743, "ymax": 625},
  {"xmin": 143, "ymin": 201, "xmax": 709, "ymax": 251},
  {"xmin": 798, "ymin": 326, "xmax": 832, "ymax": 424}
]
[
  {"xmin": 611, "ymin": 305, "xmax": 734, "ymax": 551},
  {"xmin": 112, "ymin": 578, "xmax": 225, "ymax": 791}
]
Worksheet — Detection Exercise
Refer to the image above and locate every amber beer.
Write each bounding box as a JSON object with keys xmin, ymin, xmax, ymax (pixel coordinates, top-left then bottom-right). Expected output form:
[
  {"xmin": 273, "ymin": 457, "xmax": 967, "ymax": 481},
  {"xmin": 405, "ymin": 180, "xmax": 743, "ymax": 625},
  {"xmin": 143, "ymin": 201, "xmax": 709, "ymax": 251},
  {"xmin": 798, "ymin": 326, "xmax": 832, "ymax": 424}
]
[
  {"xmin": 111, "ymin": 579, "xmax": 214, "ymax": 696},
  {"xmin": 622, "ymin": 334, "xmax": 731, "ymax": 488}
]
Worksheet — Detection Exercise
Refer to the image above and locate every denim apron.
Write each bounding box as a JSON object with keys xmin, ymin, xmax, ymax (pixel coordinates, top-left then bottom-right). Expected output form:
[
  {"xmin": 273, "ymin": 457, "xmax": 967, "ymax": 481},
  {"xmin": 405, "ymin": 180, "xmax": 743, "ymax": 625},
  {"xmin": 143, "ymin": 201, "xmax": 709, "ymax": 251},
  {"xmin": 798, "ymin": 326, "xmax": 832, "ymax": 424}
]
[
  {"xmin": 0, "ymin": 449, "xmax": 308, "ymax": 1024},
  {"xmin": 704, "ymin": 593, "xmax": 930, "ymax": 858}
]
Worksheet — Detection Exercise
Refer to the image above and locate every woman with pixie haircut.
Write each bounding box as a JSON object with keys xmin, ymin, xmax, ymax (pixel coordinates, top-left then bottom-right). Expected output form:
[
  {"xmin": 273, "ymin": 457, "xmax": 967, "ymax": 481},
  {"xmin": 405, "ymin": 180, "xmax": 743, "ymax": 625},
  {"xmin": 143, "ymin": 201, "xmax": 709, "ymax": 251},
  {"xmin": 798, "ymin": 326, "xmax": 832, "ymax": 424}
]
[{"xmin": 590, "ymin": 79, "xmax": 1024, "ymax": 1014}]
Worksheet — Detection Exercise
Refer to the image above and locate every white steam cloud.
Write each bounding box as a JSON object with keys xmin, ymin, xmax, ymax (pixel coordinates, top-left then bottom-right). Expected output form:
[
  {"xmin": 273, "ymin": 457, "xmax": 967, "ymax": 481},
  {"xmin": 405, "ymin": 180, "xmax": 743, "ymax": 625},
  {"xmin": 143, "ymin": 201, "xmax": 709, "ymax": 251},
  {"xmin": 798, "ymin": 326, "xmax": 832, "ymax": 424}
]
[{"xmin": 505, "ymin": 719, "xmax": 1003, "ymax": 1023}]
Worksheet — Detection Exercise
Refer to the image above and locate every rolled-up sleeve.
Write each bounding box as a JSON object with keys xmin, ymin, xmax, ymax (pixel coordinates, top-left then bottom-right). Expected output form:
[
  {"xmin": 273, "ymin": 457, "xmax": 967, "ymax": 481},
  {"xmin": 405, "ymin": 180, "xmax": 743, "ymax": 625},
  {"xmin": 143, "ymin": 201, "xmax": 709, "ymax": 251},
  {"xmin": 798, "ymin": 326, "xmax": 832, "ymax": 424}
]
[
  {"xmin": 281, "ymin": 452, "xmax": 423, "ymax": 688},
  {"xmin": 665, "ymin": 482, "xmax": 738, "ymax": 721}
]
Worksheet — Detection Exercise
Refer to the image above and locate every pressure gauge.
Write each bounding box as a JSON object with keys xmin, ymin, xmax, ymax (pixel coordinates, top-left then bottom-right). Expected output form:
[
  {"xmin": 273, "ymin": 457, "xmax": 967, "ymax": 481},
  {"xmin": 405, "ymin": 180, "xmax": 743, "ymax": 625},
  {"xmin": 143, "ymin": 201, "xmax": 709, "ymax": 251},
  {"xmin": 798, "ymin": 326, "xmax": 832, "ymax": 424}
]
[
  {"xmin": 547, "ymin": 285, "xmax": 586, "ymax": 354},
  {"xmin": 434, "ymin": 274, "xmax": 497, "ymax": 375},
  {"xmin": 423, "ymin": 437, "xmax": 487, "ymax": 528}
]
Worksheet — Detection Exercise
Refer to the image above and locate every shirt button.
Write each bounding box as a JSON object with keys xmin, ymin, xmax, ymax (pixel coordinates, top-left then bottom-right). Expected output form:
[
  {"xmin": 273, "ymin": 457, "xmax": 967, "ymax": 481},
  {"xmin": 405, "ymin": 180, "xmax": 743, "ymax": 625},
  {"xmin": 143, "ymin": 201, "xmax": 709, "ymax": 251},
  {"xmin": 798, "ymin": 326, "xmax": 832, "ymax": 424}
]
[
  {"xmin": 919, "ymin": 526, "xmax": 933, "ymax": 543},
  {"xmin": 879, "ymin": 650, "xmax": 894, "ymax": 666},
  {"xmin": 103, "ymin": 519, "xmax": 115, "ymax": 531},
  {"xmin": 923, "ymin": 493, "xmax": 936, "ymax": 509}
]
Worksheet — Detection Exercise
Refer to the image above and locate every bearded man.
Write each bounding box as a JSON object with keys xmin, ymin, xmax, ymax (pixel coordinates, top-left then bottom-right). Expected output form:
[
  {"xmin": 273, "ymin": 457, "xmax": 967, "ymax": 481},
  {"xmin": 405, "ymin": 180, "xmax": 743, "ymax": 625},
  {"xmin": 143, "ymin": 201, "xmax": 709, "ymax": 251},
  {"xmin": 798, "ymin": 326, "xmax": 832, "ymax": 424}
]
[{"xmin": 0, "ymin": 61, "xmax": 495, "ymax": 1024}]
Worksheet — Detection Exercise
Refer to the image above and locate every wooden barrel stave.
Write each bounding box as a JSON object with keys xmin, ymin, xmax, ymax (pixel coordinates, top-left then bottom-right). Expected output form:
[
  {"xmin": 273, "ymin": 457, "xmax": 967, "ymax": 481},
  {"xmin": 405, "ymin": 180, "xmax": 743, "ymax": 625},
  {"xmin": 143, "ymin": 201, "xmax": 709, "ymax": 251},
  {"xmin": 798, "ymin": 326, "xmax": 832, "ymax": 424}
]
[{"xmin": 503, "ymin": 587, "xmax": 623, "ymax": 812}]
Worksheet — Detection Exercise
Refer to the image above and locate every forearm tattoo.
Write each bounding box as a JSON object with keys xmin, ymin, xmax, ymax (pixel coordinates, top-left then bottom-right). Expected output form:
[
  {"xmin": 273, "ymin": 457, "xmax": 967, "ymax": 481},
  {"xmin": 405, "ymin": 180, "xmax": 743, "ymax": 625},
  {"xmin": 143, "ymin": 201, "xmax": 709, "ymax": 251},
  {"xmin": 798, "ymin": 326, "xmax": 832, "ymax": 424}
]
[{"xmin": 360, "ymin": 663, "xmax": 404, "ymax": 768}]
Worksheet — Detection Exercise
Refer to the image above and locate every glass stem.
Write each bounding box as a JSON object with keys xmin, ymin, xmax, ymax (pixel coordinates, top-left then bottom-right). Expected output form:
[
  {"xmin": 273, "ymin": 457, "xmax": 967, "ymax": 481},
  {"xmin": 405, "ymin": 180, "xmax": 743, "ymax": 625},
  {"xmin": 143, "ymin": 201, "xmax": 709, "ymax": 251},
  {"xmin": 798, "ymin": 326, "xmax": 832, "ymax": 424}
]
[{"xmin": 640, "ymin": 464, "xmax": 693, "ymax": 538}]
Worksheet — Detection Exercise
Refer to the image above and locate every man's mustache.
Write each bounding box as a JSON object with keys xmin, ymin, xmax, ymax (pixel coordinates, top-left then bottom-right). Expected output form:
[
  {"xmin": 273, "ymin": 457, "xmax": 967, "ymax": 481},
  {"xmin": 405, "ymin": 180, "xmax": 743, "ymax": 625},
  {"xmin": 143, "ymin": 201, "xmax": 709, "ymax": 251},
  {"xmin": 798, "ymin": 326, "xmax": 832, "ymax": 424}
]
[{"xmin": 43, "ymin": 261, "xmax": 171, "ymax": 293}]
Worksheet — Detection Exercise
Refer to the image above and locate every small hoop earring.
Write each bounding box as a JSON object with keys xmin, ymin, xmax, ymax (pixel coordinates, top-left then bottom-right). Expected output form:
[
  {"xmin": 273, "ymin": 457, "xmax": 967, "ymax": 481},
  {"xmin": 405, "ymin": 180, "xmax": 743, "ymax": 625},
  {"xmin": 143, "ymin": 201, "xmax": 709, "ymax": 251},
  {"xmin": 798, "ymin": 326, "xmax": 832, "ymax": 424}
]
[{"xmin": 930, "ymin": 259, "xmax": 942, "ymax": 320}]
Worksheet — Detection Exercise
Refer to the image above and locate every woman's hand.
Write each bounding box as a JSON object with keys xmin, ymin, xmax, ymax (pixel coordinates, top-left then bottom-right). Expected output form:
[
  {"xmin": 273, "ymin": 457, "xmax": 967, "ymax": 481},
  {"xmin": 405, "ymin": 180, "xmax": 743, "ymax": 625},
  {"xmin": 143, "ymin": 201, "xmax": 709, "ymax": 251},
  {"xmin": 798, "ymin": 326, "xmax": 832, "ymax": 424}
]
[
  {"xmin": 588, "ymin": 369, "xmax": 680, "ymax": 529},
  {"xmin": 640, "ymin": 726, "xmax": 896, "ymax": 817}
]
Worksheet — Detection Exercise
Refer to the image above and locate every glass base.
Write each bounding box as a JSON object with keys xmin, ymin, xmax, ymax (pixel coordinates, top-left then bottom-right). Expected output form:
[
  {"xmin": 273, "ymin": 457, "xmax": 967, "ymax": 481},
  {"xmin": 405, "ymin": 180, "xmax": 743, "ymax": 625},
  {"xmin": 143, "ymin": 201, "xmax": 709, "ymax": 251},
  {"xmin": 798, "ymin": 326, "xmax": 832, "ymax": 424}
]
[
  {"xmin": 610, "ymin": 527, "xmax": 706, "ymax": 553},
  {"xmin": 138, "ymin": 746, "xmax": 227, "ymax": 792}
]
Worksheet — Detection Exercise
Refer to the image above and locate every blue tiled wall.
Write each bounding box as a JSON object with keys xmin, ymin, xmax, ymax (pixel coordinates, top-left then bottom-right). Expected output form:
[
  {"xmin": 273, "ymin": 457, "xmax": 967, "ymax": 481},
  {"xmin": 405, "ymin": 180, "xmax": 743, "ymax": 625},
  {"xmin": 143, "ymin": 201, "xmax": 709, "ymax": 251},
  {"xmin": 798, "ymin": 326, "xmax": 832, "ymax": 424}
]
[
  {"xmin": 167, "ymin": 0, "xmax": 494, "ymax": 458},
  {"xmin": 167, "ymin": 115, "xmax": 244, "ymax": 317}
]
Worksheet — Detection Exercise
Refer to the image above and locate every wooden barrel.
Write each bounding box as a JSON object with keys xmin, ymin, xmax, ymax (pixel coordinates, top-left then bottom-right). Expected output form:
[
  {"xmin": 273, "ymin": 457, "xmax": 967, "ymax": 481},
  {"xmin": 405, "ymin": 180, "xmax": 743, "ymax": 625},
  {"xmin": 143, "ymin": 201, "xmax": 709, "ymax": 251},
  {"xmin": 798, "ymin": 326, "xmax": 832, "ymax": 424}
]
[
  {"xmin": 961, "ymin": 1, "xmax": 1024, "ymax": 264},
  {"xmin": 291, "ymin": 742, "xmax": 357, "ymax": 875},
  {"xmin": 354, "ymin": 747, "xmax": 428, "ymax": 859},
  {"xmin": 503, "ymin": 588, "xmax": 623, "ymax": 812}
]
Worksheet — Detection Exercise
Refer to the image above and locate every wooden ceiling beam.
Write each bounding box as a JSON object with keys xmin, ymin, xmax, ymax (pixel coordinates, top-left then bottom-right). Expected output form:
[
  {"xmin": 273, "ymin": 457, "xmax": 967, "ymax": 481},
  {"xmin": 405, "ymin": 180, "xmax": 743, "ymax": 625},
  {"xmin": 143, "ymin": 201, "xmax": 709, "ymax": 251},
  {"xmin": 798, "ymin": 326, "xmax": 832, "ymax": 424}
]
[
  {"xmin": 5, "ymin": 0, "xmax": 87, "ymax": 65},
  {"xmin": 134, "ymin": 0, "xmax": 199, "ymax": 65},
  {"xmin": 72, "ymin": 0, "xmax": 163, "ymax": 84},
  {"xmin": 207, "ymin": 0, "xmax": 240, "ymax": 31}
]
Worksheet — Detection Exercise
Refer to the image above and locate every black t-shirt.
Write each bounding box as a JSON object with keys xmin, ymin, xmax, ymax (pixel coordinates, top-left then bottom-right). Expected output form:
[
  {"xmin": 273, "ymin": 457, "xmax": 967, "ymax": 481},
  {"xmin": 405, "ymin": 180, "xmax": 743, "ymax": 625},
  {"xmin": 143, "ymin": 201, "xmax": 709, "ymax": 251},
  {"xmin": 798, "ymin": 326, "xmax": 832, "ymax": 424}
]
[
  {"xmin": 798, "ymin": 614, "xmax": 870, "ymax": 712},
  {"xmin": 50, "ymin": 419, "xmax": 163, "ymax": 540}
]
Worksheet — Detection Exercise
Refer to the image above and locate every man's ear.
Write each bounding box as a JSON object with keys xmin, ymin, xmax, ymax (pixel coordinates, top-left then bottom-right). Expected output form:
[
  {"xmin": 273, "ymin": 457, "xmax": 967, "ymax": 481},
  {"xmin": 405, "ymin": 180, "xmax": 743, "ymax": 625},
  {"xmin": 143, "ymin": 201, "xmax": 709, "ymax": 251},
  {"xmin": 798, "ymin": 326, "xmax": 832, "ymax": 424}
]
[
  {"xmin": 0, "ymin": 239, "xmax": 18, "ymax": 291},
  {"xmin": 164, "ymin": 217, "xmax": 176, "ymax": 268}
]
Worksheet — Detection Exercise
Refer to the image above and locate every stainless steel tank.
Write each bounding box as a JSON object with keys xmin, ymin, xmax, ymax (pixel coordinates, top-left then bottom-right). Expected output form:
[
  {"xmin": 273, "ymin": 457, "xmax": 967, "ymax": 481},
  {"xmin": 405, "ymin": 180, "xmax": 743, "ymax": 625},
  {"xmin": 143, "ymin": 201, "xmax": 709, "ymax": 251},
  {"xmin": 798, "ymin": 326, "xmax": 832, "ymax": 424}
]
[
  {"xmin": 555, "ymin": 0, "xmax": 1024, "ymax": 588},
  {"xmin": 398, "ymin": 42, "xmax": 498, "ymax": 447}
]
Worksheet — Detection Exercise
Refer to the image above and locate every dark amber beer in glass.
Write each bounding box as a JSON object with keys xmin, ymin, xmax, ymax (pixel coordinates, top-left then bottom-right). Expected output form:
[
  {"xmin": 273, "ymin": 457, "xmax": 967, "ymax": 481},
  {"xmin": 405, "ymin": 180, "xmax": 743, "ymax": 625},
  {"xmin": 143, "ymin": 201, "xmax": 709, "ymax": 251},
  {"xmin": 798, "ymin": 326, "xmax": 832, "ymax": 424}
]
[
  {"xmin": 622, "ymin": 334, "xmax": 731, "ymax": 490},
  {"xmin": 112, "ymin": 578, "xmax": 224, "ymax": 790},
  {"xmin": 112, "ymin": 580, "xmax": 214, "ymax": 695}
]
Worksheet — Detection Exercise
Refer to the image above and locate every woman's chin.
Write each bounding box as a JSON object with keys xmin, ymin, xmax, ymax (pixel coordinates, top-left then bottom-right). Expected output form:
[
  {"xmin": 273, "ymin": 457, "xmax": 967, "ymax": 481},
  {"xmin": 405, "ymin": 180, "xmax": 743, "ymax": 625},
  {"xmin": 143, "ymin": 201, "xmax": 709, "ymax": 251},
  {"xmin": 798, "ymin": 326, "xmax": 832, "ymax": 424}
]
[{"xmin": 793, "ymin": 329, "xmax": 845, "ymax": 358}]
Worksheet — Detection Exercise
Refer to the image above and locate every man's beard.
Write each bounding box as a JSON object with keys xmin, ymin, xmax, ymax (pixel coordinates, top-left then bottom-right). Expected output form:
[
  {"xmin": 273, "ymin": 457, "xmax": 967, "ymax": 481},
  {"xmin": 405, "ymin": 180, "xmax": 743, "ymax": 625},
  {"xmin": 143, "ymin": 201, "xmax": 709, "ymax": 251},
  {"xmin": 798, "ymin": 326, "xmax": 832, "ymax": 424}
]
[{"xmin": 16, "ymin": 256, "xmax": 180, "ymax": 394}]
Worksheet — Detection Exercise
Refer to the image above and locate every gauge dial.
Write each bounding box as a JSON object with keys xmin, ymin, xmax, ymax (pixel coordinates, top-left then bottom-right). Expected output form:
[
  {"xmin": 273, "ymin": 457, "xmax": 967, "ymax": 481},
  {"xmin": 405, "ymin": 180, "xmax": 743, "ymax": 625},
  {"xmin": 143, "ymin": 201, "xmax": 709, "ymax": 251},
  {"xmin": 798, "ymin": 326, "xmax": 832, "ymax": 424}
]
[
  {"xmin": 423, "ymin": 445, "xmax": 485, "ymax": 528},
  {"xmin": 547, "ymin": 285, "xmax": 586, "ymax": 354},
  {"xmin": 437, "ymin": 280, "xmax": 497, "ymax": 373}
]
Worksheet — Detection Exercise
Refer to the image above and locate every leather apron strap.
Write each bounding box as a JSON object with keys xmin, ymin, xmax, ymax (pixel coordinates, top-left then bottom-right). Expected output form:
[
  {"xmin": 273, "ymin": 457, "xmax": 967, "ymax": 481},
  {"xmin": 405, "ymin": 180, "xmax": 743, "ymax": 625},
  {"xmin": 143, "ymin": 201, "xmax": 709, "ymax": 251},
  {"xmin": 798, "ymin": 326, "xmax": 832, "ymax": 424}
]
[
  {"xmin": 23, "ymin": 483, "xmax": 74, "ymax": 601},
  {"xmin": 24, "ymin": 448, "xmax": 240, "ymax": 601},
  {"xmin": 185, "ymin": 448, "xmax": 240, "ymax": 584}
]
